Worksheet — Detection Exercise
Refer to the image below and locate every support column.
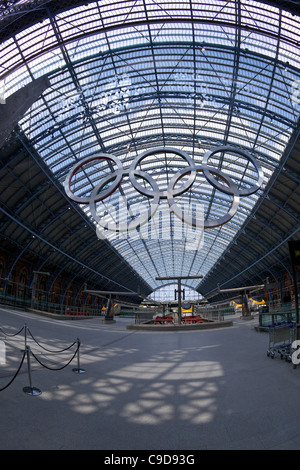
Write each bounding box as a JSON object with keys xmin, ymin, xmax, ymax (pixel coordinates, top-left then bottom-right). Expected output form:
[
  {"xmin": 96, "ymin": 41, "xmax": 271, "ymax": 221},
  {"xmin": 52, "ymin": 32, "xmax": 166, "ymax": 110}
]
[
  {"xmin": 102, "ymin": 295, "xmax": 116, "ymax": 323},
  {"xmin": 288, "ymin": 241, "xmax": 300, "ymax": 340},
  {"xmin": 31, "ymin": 271, "xmax": 50, "ymax": 310}
]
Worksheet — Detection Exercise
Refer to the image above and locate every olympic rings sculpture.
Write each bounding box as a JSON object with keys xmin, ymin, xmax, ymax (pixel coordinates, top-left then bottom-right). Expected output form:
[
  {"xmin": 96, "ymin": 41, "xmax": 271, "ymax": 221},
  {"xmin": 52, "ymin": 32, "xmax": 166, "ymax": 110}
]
[{"xmin": 64, "ymin": 146, "xmax": 264, "ymax": 230}]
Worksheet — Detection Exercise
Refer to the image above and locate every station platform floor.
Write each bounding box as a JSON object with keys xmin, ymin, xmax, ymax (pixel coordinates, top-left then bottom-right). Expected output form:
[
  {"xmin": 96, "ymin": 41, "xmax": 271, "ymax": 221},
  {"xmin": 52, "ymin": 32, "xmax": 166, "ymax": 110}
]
[{"xmin": 1, "ymin": 306, "xmax": 300, "ymax": 451}]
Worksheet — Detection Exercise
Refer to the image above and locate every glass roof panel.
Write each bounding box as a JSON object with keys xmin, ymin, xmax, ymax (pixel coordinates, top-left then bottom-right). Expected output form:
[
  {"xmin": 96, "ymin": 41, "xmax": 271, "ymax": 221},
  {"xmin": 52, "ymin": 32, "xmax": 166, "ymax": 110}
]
[{"xmin": 2, "ymin": 0, "xmax": 300, "ymax": 293}]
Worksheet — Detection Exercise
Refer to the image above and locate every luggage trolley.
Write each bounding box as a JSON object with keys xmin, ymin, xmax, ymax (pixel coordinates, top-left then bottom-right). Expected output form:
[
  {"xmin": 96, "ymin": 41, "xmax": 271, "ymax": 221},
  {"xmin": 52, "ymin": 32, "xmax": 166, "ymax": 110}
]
[{"xmin": 267, "ymin": 321, "xmax": 295, "ymax": 361}]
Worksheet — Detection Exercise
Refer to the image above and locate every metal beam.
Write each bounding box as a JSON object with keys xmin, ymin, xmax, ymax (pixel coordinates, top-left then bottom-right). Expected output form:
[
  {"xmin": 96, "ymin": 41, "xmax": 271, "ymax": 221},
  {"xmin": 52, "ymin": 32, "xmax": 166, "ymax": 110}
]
[{"xmin": 0, "ymin": 76, "xmax": 50, "ymax": 147}]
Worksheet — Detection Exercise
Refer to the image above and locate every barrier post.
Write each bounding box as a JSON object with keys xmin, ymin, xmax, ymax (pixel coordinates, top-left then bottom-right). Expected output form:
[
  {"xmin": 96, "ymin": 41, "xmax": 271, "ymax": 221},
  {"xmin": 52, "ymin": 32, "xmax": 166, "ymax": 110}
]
[
  {"xmin": 24, "ymin": 323, "xmax": 27, "ymax": 349},
  {"xmin": 72, "ymin": 338, "xmax": 85, "ymax": 374},
  {"xmin": 23, "ymin": 346, "xmax": 42, "ymax": 396}
]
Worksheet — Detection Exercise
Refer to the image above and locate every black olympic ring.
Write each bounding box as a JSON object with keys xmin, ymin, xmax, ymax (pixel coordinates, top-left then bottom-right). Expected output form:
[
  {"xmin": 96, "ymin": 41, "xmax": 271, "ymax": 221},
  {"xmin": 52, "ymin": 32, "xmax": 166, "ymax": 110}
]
[
  {"xmin": 90, "ymin": 168, "xmax": 160, "ymax": 232},
  {"xmin": 64, "ymin": 146, "xmax": 263, "ymax": 230}
]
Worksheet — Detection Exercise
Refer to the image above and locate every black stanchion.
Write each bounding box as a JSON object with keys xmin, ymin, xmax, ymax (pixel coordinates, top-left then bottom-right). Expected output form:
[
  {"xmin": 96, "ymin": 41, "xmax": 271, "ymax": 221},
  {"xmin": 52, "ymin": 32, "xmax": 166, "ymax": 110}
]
[
  {"xmin": 72, "ymin": 338, "xmax": 86, "ymax": 374},
  {"xmin": 23, "ymin": 345, "xmax": 42, "ymax": 396},
  {"xmin": 24, "ymin": 323, "xmax": 27, "ymax": 350}
]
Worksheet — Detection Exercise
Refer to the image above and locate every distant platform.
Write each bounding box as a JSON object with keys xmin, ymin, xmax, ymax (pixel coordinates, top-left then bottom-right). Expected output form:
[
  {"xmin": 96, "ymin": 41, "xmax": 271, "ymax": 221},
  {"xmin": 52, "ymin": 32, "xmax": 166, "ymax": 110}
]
[{"xmin": 126, "ymin": 319, "xmax": 233, "ymax": 331}]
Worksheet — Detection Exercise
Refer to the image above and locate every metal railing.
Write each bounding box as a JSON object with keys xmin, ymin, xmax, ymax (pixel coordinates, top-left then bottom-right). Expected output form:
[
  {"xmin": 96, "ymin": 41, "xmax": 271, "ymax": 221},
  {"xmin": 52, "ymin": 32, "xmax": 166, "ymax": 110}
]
[
  {"xmin": 135, "ymin": 310, "xmax": 160, "ymax": 324},
  {"xmin": 0, "ymin": 277, "xmax": 103, "ymax": 317}
]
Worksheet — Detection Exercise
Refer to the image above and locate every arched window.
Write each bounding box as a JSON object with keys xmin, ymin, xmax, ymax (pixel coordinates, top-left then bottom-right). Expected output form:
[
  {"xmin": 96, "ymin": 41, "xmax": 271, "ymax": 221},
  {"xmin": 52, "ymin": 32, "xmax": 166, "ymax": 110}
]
[{"xmin": 18, "ymin": 267, "xmax": 28, "ymax": 298}]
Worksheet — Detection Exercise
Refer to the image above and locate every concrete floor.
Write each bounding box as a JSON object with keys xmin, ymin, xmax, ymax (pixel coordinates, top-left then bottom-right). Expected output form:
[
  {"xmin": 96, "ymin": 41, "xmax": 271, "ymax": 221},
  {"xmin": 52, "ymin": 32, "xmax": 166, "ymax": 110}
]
[{"xmin": 0, "ymin": 306, "xmax": 300, "ymax": 450}]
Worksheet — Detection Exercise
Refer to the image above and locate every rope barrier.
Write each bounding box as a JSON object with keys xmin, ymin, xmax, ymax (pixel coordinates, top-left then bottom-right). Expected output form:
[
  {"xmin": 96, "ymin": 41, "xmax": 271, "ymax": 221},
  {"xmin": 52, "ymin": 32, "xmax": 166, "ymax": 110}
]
[
  {"xmin": 30, "ymin": 343, "xmax": 79, "ymax": 371},
  {"xmin": 27, "ymin": 327, "xmax": 77, "ymax": 353},
  {"xmin": 0, "ymin": 325, "xmax": 24, "ymax": 337},
  {"xmin": 0, "ymin": 323, "xmax": 86, "ymax": 394}
]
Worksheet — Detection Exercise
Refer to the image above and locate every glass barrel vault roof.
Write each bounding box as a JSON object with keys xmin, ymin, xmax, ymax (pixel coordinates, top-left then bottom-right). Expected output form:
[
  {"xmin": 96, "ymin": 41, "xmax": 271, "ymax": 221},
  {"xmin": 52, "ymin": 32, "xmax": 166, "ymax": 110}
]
[{"xmin": 1, "ymin": 0, "xmax": 300, "ymax": 293}]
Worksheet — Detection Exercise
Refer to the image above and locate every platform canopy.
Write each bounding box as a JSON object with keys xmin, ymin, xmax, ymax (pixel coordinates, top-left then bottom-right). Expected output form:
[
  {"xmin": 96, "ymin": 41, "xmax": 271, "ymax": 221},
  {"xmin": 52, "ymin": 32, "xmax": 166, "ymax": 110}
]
[{"xmin": 1, "ymin": 0, "xmax": 300, "ymax": 296}]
